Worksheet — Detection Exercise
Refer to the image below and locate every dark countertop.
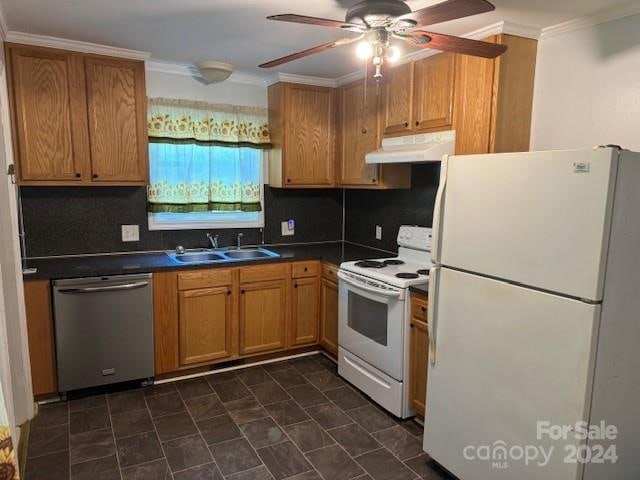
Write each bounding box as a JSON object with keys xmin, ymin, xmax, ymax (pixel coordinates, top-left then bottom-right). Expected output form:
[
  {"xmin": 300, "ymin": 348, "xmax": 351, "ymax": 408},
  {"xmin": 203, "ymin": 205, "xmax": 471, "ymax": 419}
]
[{"xmin": 22, "ymin": 242, "xmax": 387, "ymax": 281}]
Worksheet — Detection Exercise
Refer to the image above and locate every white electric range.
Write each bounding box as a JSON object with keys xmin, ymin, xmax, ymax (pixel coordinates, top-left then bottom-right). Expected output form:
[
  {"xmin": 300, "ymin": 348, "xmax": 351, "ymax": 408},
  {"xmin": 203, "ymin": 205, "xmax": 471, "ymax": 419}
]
[{"xmin": 338, "ymin": 225, "xmax": 432, "ymax": 418}]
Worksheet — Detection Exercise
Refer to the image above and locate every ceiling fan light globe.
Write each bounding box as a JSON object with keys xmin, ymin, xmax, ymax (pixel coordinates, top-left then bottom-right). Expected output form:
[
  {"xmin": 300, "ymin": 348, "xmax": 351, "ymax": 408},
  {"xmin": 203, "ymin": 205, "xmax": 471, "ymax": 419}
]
[
  {"xmin": 356, "ymin": 41, "xmax": 373, "ymax": 60},
  {"xmin": 386, "ymin": 45, "xmax": 401, "ymax": 62},
  {"xmin": 195, "ymin": 61, "xmax": 234, "ymax": 84}
]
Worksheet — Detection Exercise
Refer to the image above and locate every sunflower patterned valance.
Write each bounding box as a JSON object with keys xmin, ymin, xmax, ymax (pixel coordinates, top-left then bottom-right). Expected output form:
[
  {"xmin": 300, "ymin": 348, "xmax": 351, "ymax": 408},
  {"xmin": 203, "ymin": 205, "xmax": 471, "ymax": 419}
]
[{"xmin": 147, "ymin": 97, "xmax": 271, "ymax": 147}]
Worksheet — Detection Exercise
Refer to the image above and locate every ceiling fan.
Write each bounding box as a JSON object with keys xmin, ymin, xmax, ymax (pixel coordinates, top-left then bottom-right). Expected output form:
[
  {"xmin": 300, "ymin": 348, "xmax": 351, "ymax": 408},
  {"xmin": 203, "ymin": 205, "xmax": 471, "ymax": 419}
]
[{"xmin": 259, "ymin": 0, "xmax": 507, "ymax": 79}]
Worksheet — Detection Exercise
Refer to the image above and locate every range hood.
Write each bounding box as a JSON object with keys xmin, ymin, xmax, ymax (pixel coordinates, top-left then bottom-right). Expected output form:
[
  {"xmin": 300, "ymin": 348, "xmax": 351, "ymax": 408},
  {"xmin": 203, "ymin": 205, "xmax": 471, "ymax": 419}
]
[{"xmin": 365, "ymin": 130, "xmax": 455, "ymax": 164}]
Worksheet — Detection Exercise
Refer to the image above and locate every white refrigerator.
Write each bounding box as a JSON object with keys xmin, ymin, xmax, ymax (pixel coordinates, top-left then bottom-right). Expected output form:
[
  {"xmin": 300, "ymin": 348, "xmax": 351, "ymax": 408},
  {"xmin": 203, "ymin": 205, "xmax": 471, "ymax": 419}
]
[{"xmin": 424, "ymin": 148, "xmax": 640, "ymax": 480}]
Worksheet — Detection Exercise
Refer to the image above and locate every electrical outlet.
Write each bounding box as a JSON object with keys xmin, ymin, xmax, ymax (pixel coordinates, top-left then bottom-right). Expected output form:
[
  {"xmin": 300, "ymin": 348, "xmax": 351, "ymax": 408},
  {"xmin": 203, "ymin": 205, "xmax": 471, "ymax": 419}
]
[
  {"xmin": 375, "ymin": 225, "xmax": 382, "ymax": 240},
  {"xmin": 281, "ymin": 219, "xmax": 295, "ymax": 236},
  {"xmin": 121, "ymin": 225, "xmax": 140, "ymax": 242}
]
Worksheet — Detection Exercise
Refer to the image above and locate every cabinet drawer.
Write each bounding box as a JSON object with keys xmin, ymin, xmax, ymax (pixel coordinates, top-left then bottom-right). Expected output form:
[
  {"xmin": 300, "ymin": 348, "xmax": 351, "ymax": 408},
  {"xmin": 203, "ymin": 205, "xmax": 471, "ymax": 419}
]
[
  {"xmin": 292, "ymin": 261, "xmax": 320, "ymax": 279},
  {"xmin": 240, "ymin": 263, "xmax": 288, "ymax": 283},
  {"xmin": 411, "ymin": 295, "xmax": 428, "ymax": 323},
  {"xmin": 322, "ymin": 262, "xmax": 339, "ymax": 281},
  {"xmin": 178, "ymin": 269, "xmax": 233, "ymax": 290}
]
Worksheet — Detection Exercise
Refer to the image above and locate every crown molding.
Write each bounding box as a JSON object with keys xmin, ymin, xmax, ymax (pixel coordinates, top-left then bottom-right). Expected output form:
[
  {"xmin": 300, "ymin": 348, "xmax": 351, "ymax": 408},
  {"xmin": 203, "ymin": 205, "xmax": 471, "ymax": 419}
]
[
  {"xmin": 541, "ymin": 1, "xmax": 640, "ymax": 39},
  {"xmin": 146, "ymin": 59, "xmax": 269, "ymax": 86},
  {"xmin": 4, "ymin": 31, "xmax": 150, "ymax": 60},
  {"xmin": 271, "ymin": 72, "xmax": 338, "ymax": 88}
]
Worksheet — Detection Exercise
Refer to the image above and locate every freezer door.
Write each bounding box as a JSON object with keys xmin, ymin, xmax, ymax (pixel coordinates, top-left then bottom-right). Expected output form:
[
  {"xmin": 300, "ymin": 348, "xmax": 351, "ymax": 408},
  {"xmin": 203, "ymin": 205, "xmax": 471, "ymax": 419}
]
[
  {"xmin": 432, "ymin": 148, "xmax": 618, "ymax": 301},
  {"xmin": 424, "ymin": 268, "xmax": 599, "ymax": 480}
]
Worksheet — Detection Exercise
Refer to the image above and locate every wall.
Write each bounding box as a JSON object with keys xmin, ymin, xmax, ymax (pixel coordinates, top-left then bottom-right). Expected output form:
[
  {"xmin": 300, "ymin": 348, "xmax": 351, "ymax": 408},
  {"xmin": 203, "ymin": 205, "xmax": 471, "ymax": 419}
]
[
  {"xmin": 20, "ymin": 69, "xmax": 343, "ymax": 257},
  {"xmin": 344, "ymin": 164, "xmax": 440, "ymax": 252},
  {"xmin": 531, "ymin": 14, "xmax": 640, "ymax": 151},
  {"xmin": 21, "ymin": 186, "xmax": 343, "ymax": 257}
]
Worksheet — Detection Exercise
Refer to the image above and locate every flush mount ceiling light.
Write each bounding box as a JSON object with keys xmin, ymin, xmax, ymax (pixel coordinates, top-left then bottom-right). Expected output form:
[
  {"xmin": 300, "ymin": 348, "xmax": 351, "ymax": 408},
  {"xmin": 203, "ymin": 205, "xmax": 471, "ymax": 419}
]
[
  {"xmin": 195, "ymin": 61, "xmax": 234, "ymax": 84},
  {"xmin": 259, "ymin": 0, "xmax": 507, "ymax": 80}
]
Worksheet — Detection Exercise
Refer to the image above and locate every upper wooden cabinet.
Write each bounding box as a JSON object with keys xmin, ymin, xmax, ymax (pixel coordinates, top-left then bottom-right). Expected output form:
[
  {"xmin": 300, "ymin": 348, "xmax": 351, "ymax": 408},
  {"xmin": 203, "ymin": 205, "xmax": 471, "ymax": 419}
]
[
  {"xmin": 383, "ymin": 62, "xmax": 414, "ymax": 136},
  {"xmin": 8, "ymin": 46, "xmax": 91, "ymax": 183},
  {"xmin": 336, "ymin": 81, "xmax": 411, "ymax": 189},
  {"xmin": 84, "ymin": 56, "xmax": 148, "ymax": 182},
  {"xmin": 6, "ymin": 43, "xmax": 148, "ymax": 186},
  {"xmin": 268, "ymin": 82, "xmax": 335, "ymax": 188},
  {"xmin": 383, "ymin": 52, "xmax": 456, "ymax": 137},
  {"xmin": 453, "ymin": 34, "xmax": 539, "ymax": 155},
  {"xmin": 413, "ymin": 53, "xmax": 455, "ymax": 131}
]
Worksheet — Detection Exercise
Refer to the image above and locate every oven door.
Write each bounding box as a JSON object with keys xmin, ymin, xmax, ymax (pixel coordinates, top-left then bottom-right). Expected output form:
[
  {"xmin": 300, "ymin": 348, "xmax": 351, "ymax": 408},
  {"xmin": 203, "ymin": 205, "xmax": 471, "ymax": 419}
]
[{"xmin": 338, "ymin": 270, "xmax": 406, "ymax": 380}]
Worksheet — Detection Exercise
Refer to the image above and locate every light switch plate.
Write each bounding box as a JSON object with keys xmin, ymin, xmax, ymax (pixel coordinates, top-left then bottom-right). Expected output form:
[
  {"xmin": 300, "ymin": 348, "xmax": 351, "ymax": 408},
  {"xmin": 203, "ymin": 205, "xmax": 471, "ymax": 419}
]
[
  {"xmin": 122, "ymin": 224, "xmax": 140, "ymax": 242},
  {"xmin": 375, "ymin": 225, "xmax": 382, "ymax": 240},
  {"xmin": 281, "ymin": 220, "xmax": 295, "ymax": 236}
]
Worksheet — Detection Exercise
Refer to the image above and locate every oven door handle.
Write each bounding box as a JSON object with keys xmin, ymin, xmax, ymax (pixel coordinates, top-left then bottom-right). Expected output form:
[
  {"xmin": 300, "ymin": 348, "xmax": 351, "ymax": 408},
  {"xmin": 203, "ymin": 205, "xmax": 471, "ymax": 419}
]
[{"xmin": 337, "ymin": 271, "xmax": 401, "ymax": 298}]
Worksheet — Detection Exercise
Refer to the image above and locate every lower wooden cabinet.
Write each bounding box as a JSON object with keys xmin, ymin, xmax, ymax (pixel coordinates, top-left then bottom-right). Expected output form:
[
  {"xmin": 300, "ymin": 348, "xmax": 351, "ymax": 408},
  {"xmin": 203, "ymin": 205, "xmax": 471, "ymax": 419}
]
[
  {"xmin": 320, "ymin": 264, "xmax": 339, "ymax": 357},
  {"xmin": 291, "ymin": 276, "xmax": 320, "ymax": 346},
  {"xmin": 24, "ymin": 280, "xmax": 58, "ymax": 397},
  {"xmin": 409, "ymin": 293, "xmax": 429, "ymax": 418},
  {"xmin": 239, "ymin": 279, "xmax": 287, "ymax": 355},
  {"xmin": 178, "ymin": 286, "xmax": 233, "ymax": 366}
]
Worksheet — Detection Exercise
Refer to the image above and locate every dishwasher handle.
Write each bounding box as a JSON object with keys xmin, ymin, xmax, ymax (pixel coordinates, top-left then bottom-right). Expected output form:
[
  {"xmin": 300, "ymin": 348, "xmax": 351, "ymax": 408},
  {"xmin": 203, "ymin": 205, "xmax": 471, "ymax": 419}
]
[{"xmin": 57, "ymin": 281, "xmax": 149, "ymax": 294}]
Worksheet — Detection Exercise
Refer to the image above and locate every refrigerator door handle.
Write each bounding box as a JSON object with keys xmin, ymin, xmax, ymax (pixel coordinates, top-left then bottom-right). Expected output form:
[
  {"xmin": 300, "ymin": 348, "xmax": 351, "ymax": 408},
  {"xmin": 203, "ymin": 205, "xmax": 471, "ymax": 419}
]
[
  {"xmin": 427, "ymin": 266, "xmax": 440, "ymax": 365},
  {"xmin": 431, "ymin": 155, "xmax": 448, "ymax": 264}
]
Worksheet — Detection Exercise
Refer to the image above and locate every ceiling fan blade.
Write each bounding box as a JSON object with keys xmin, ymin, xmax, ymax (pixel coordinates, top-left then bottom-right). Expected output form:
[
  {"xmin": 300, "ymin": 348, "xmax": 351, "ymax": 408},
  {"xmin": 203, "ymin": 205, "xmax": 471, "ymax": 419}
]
[
  {"xmin": 267, "ymin": 14, "xmax": 362, "ymax": 30},
  {"xmin": 407, "ymin": 31, "xmax": 507, "ymax": 58},
  {"xmin": 400, "ymin": 0, "xmax": 495, "ymax": 27},
  {"xmin": 259, "ymin": 37, "xmax": 361, "ymax": 68}
]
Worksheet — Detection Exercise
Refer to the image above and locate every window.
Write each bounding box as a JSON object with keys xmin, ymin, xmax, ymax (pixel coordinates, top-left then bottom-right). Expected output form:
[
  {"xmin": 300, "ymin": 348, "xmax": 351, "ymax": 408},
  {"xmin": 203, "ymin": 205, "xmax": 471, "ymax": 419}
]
[{"xmin": 147, "ymin": 143, "xmax": 264, "ymax": 231}]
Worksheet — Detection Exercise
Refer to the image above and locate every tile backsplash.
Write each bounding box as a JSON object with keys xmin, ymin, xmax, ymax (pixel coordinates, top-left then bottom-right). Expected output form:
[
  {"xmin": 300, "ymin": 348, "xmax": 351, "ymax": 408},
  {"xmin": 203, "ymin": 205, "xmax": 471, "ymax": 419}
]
[
  {"xmin": 344, "ymin": 164, "xmax": 440, "ymax": 252},
  {"xmin": 20, "ymin": 164, "xmax": 439, "ymax": 257},
  {"xmin": 20, "ymin": 186, "xmax": 342, "ymax": 257}
]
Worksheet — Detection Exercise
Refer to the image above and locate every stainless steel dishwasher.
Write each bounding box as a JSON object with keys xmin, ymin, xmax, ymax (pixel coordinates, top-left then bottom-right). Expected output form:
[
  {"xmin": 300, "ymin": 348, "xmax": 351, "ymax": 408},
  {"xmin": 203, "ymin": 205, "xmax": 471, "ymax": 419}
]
[{"xmin": 53, "ymin": 273, "xmax": 154, "ymax": 393}]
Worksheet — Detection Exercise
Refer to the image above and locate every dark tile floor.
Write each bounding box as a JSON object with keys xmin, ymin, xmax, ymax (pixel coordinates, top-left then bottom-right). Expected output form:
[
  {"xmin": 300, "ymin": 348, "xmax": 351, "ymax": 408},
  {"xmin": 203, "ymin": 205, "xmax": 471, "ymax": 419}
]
[{"xmin": 24, "ymin": 353, "xmax": 453, "ymax": 480}]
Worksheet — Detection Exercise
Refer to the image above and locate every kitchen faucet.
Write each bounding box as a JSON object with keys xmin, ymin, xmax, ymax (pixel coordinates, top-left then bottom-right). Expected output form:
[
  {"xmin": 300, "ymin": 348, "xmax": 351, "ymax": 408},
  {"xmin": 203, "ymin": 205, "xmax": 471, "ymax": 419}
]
[
  {"xmin": 236, "ymin": 233, "xmax": 244, "ymax": 249},
  {"xmin": 206, "ymin": 232, "xmax": 219, "ymax": 249}
]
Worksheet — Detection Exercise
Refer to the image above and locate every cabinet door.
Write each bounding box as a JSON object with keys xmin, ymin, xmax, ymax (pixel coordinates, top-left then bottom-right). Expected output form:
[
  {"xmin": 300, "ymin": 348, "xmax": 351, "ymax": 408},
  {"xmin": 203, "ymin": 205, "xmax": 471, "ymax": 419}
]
[
  {"xmin": 85, "ymin": 56, "xmax": 148, "ymax": 183},
  {"xmin": 179, "ymin": 287, "xmax": 233, "ymax": 365},
  {"xmin": 383, "ymin": 62, "xmax": 414, "ymax": 136},
  {"xmin": 413, "ymin": 53, "xmax": 455, "ymax": 131},
  {"xmin": 291, "ymin": 277, "xmax": 320, "ymax": 346},
  {"xmin": 239, "ymin": 280, "xmax": 287, "ymax": 355},
  {"xmin": 338, "ymin": 81, "xmax": 380, "ymax": 186},
  {"xmin": 453, "ymin": 38, "xmax": 496, "ymax": 155},
  {"xmin": 8, "ymin": 45, "xmax": 90, "ymax": 182},
  {"xmin": 283, "ymin": 84, "xmax": 335, "ymax": 186},
  {"xmin": 409, "ymin": 297, "xmax": 429, "ymax": 417},
  {"xmin": 320, "ymin": 277, "xmax": 339, "ymax": 357}
]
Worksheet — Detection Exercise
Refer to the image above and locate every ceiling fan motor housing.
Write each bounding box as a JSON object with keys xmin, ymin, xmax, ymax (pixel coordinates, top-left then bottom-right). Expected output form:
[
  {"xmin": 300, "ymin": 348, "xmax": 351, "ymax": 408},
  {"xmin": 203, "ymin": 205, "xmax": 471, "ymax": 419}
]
[{"xmin": 345, "ymin": 0, "xmax": 412, "ymax": 27}]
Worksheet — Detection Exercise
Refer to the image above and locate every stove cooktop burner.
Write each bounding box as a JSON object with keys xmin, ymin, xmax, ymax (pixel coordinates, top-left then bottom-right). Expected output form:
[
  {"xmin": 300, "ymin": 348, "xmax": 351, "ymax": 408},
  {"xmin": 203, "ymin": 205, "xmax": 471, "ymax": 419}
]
[
  {"xmin": 383, "ymin": 259, "xmax": 405, "ymax": 266},
  {"xmin": 396, "ymin": 272, "xmax": 420, "ymax": 279},
  {"xmin": 417, "ymin": 269, "xmax": 429, "ymax": 275},
  {"xmin": 355, "ymin": 260, "xmax": 386, "ymax": 269}
]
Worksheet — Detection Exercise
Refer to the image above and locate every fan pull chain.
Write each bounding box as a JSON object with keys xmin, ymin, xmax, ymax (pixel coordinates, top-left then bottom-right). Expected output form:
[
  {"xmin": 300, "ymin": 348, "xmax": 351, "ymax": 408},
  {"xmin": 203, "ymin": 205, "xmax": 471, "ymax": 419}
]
[{"xmin": 361, "ymin": 62, "xmax": 368, "ymax": 135}]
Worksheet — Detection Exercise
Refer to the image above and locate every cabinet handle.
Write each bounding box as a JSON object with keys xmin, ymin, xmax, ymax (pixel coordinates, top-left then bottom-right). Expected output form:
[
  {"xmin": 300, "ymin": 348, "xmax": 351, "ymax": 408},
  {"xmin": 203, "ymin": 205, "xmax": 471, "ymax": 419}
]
[
  {"xmin": 410, "ymin": 324, "xmax": 414, "ymax": 329},
  {"xmin": 241, "ymin": 289, "xmax": 245, "ymax": 294},
  {"xmin": 404, "ymin": 122, "xmax": 409, "ymax": 128},
  {"xmin": 304, "ymin": 267, "xmax": 308, "ymax": 272},
  {"xmin": 294, "ymin": 283, "xmax": 298, "ymax": 288},
  {"xmin": 286, "ymin": 178, "xmax": 291, "ymax": 183},
  {"xmin": 421, "ymin": 306, "xmax": 426, "ymax": 312},
  {"xmin": 415, "ymin": 121, "xmax": 420, "ymax": 127},
  {"xmin": 92, "ymin": 174, "xmax": 98, "ymax": 179},
  {"xmin": 227, "ymin": 290, "xmax": 232, "ymax": 296},
  {"xmin": 371, "ymin": 179, "xmax": 376, "ymax": 183},
  {"xmin": 75, "ymin": 172, "xmax": 81, "ymax": 178}
]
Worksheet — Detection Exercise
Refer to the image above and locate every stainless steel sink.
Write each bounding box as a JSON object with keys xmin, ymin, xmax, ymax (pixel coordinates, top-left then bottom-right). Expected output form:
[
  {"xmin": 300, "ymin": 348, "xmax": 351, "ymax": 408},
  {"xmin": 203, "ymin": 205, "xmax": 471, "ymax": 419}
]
[
  {"xmin": 223, "ymin": 249, "xmax": 276, "ymax": 260},
  {"xmin": 171, "ymin": 252, "xmax": 226, "ymax": 263},
  {"xmin": 166, "ymin": 247, "xmax": 279, "ymax": 265}
]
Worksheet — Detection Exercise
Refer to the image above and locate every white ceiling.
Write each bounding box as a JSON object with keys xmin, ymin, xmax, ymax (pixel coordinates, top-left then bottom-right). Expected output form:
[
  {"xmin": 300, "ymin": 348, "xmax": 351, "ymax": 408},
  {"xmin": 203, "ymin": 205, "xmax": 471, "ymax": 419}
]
[{"xmin": 1, "ymin": 0, "xmax": 636, "ymax": 78}]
